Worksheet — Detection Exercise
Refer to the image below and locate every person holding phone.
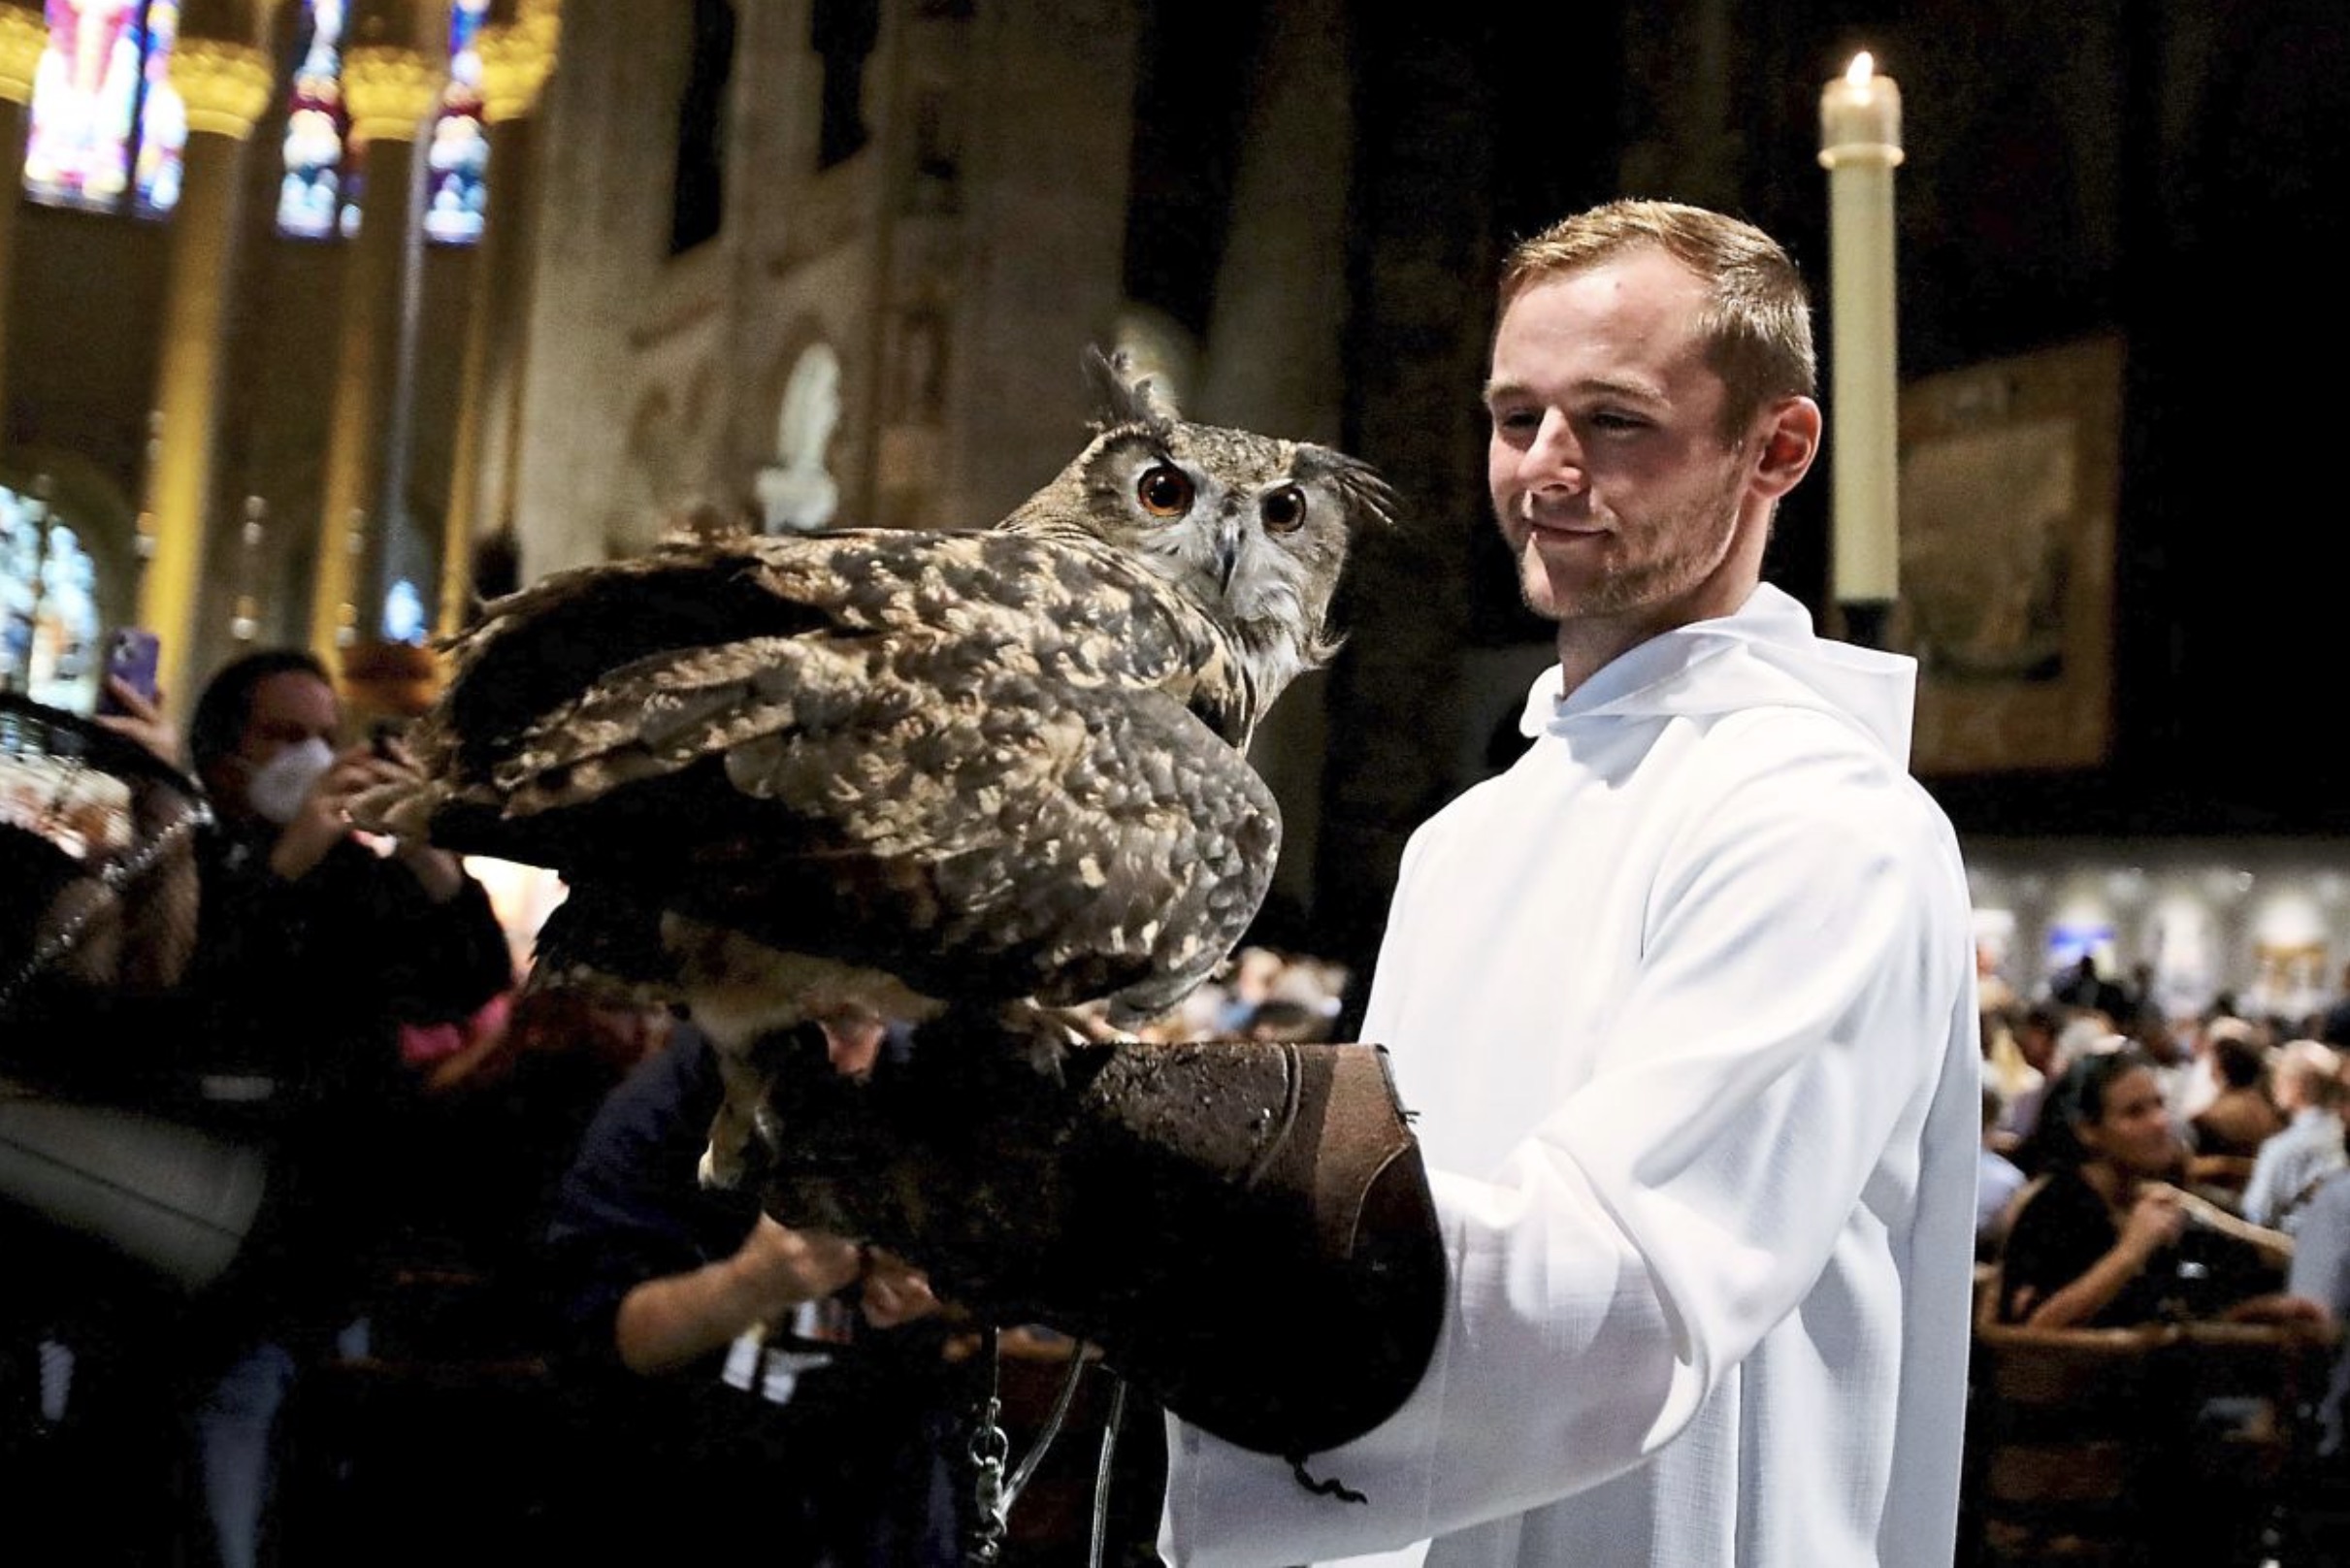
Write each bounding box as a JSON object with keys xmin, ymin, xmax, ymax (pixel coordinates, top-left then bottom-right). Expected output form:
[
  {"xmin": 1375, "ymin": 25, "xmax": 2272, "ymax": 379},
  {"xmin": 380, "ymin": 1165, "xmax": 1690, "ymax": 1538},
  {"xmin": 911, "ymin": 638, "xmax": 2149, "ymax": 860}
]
[
  {"xmin": 162, "ymin": 648, "xmax": 517, "ymax": 1568},
  {"xmin": 87, "ymin": 629, "xmax": 178, "ymax": 766}
]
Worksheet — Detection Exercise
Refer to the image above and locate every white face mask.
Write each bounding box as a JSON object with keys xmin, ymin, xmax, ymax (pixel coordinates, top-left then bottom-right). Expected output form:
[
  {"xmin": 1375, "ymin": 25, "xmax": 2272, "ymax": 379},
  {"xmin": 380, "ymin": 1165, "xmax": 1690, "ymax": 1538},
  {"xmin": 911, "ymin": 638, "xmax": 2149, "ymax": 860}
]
[{"xmin": 245, "ymin": 737, "xmax": 336, "ymax": 825}]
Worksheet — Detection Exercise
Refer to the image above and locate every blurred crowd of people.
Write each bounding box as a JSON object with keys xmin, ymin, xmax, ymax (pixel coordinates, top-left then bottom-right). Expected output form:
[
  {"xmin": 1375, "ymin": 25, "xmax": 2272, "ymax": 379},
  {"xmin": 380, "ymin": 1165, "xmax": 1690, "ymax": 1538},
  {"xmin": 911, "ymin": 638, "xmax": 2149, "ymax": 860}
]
[
  {"xmin": 1970, "ymin": 951, "xmax": 2350, "ymax": 1558},
  {"xmin": 1975, "ymin": 957, "xmax": 2350, "ymax": 1282}
]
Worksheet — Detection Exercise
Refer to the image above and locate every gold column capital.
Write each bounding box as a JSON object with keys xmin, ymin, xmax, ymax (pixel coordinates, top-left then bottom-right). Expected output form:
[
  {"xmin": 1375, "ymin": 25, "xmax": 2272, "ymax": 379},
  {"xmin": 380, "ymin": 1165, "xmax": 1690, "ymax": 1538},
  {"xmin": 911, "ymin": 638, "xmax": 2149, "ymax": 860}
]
[
  {"xmin": 477, "ymin": 21, "xmax": 554, "ymax": 123},
  {"xmin": 344, "ymin": 46, "xmax": 448, "ymax": 143},
  {"xmin": 171, "ymin": 39, "xmax": 275, "ymax": 139},
  {"xmin": 0, "ymin": 4, "xmax": 46, "ymax": 105},
  {"xmin": 174, "ymin": 0, "xmax": 275, "ymax": 48},
  {"xmin": 520, "ymin": 0, "xmax": 559, "ymax": 68}
]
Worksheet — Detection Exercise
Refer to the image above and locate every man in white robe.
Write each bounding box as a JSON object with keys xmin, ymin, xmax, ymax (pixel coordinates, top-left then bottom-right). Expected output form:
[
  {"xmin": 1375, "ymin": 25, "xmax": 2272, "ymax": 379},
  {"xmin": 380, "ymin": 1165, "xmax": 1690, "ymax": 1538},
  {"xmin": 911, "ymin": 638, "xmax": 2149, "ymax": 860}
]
[
  {"xmin": 1159, "ymin": 199, "xmax": 1981, "ymax": 1567},
  {"xmin": 740, "ymin": 198, "xmax": 1980, "ymax": 1568}
]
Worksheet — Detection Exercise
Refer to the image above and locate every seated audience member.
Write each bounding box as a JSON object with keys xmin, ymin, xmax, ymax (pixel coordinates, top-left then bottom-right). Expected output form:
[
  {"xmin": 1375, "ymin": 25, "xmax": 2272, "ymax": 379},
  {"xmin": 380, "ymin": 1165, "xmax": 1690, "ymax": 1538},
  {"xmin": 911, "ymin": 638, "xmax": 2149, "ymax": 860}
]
[
  {"xmin": 1980, "ymin": 1007, "xmax": 2023, "ymax": 1089},
  {"xmin": 1978, "ymin": 1084, "xmax": 2029, "ymax": 1261},
  {"xmin": 2240, "ymin": 1039, "xmax": 2347, "ymax": 1234},
  {"xmin": 539, "ymin": 1015, "xmax": 966, "ymax": 1565},
  {"xmin": 2191, "ymin": 1023, "xmax": 2286, "ymax": 1159},
  {"xmin": 2010, "ymin": 1020, "xmax": 2133, "ymax": 1179},
  {"xmin": 2284, "ymin": 1169, "xmax": 2350, "ymax": 1458},
  {"xmin": 2001, "ymin": 1048, "xmax": 2285, "ymax": 1327},
  {"xmin": 2131, "ymin": 1009, "xmax": 2195, "ymax": 1115},
  {"xmin": 1992, "ymin": 1002, "xmax": 2068, "ymax": 1165},
  {"xmin": 2158, "ymin": 1014, "xmax": 2213, "ymax": 1133}
]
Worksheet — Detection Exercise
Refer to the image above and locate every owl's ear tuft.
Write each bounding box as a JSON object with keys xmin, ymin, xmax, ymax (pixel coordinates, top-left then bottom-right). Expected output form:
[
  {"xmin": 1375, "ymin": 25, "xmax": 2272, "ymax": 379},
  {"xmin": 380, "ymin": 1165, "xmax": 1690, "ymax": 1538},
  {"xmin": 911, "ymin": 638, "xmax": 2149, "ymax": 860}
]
[
  {"xmin": 1083, "ymin": 344, "xmax": 1180, "ymax": 436},
  {"xmin": 1295, "ymin": 447, "xmax": 1403, "ymax": 533}
]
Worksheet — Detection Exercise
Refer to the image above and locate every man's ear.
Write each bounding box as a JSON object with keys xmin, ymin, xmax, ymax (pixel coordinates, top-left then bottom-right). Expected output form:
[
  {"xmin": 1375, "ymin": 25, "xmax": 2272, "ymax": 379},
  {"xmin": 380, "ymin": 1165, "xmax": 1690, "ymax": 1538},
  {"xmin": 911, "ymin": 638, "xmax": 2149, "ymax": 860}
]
[{"xmin": 1749, "ymin": 396, "xmax": 1822, "ymax": 500}]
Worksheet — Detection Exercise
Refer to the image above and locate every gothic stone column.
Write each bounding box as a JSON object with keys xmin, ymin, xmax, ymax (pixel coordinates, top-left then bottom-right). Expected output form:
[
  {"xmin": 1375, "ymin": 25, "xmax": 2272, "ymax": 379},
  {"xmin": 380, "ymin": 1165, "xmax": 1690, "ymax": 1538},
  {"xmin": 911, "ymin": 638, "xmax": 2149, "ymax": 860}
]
[
  {"xmin": 307, "ymin": 5, "xmax": 444, "ymax": 678},
  {"xmin": 138, "ymin": 27, "xmax": 272, "ymax": 708},
  {"xmin": 437, "ymin": 0, "xmax": 553, "ymax": 636}
]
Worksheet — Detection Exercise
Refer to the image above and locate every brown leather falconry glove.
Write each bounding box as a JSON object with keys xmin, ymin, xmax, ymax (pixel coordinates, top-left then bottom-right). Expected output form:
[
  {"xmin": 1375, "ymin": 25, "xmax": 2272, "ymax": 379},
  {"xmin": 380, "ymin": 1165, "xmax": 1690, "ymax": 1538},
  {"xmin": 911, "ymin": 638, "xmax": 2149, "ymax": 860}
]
[{"xmin": 746, "ymin": 1010, "xmax": 1446, "ymax": 1461}]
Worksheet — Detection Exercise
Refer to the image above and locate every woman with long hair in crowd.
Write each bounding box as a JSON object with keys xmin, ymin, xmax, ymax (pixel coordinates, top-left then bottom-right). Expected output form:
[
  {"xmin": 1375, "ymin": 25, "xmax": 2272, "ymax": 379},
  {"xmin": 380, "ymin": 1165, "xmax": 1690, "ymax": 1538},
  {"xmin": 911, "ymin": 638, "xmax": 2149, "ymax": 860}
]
[{"xmin": 2000, "ymin": 1044, "xmax": 2309, "ymax": 1328}]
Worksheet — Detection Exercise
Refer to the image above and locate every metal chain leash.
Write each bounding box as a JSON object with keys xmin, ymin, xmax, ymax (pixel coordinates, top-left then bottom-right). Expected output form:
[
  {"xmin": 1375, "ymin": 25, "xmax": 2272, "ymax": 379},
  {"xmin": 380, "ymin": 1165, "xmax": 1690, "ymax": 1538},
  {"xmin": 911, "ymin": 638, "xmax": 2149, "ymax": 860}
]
[{"xmin": 962, "ymin": 1323, "xmax": 1094, "ymax": 1567}]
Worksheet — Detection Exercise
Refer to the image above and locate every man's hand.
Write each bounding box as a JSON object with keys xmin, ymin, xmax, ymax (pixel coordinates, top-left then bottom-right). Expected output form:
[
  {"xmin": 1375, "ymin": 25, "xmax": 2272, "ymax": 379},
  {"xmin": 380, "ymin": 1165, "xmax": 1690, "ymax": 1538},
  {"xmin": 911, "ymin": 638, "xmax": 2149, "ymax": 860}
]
[
  {"xmin": 273, "ymin": 736, "xmax": 468, "ymax": 899},
  {"xmin": 730, "ymin": 1215, "xmax": 865, "ymax": 1320},
  {"xmin": 734, "ymin": 1225, "xmax": 943, "ymax": 1330},
  {"xmin": 89, "ymin": 676, "xmax": 179, "ymax": 767},
  {"xmin": 615, "ymin": 1216, "xmax": 867, "ymax": 1376},
  {"xmin": 859, "ymin": 1248, "xmax": 941, "ymax": 1329}
]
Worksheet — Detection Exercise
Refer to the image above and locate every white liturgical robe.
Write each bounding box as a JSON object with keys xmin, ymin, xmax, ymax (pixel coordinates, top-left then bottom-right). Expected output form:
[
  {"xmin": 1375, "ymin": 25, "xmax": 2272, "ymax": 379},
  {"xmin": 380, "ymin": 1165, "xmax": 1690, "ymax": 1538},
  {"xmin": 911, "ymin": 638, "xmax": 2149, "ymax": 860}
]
[{"xmin": 1160, "ymin": 584, "xmax": 1981, "ymax": 1567}]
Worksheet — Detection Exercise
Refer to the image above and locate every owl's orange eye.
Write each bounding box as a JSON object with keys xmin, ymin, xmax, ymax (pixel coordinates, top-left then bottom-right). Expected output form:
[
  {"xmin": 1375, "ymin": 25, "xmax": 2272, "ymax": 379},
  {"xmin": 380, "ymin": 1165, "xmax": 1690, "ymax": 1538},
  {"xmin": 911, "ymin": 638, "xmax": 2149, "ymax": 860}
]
[
  {"xmin": 1260, "ymin": 485, "xmax": 1307, "ymax": 534},
  {"xmin": 1136, "ymin": 464, "xmax": 1194, "ymax": 518}
]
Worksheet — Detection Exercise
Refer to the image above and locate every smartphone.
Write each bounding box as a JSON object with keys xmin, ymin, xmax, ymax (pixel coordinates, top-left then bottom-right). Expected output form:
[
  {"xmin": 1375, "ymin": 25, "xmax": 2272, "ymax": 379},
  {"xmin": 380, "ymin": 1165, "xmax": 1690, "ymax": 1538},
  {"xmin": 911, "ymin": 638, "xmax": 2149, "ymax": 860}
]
[
  {"xmin": 370, "ymin": 718, "xmax": 407, "ymax": 759},
  {"xmin": 95, "ymin": 628, "xmax": 161, "ymax": 715}
]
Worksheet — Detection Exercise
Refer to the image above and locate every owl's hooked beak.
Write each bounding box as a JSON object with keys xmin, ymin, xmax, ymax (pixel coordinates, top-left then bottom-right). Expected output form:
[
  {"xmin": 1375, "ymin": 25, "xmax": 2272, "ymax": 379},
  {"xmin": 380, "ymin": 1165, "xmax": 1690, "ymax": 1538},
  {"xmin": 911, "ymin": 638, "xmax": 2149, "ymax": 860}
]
[{"xmin": 1212, "ymin": 520, "xmax": 1243, "ymax": 589}]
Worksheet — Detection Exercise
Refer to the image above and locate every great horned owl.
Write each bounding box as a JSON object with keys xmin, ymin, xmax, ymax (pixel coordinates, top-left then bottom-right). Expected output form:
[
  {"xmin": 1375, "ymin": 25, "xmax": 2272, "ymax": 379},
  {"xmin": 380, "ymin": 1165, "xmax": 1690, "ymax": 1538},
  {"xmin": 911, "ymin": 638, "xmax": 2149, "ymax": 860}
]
[{"xmin": 354, "ymin": 348, "xmax": 1394, "ymax": 1186}]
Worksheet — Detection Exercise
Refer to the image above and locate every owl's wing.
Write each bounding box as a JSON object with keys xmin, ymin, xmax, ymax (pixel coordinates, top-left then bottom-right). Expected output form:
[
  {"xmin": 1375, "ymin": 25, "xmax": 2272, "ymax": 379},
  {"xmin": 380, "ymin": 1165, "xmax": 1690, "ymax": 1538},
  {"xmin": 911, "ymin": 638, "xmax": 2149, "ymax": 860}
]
[
  {"xmin": 405, "ymin": 529, "xmax": 1246, "ymax": 786},
  {"xmin": 372, "ymin": 528, "xmax": 1273, "ymax": 1014}
]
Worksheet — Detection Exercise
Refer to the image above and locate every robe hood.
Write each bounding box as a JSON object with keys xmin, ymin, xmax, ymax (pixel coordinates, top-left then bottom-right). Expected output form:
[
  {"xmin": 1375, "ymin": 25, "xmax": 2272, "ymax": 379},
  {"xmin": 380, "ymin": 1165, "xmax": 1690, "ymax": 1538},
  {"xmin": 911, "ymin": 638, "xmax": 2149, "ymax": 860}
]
[{"xmin": 1518, "ymin": 582, "xmax": 1918, "ymax": 765}]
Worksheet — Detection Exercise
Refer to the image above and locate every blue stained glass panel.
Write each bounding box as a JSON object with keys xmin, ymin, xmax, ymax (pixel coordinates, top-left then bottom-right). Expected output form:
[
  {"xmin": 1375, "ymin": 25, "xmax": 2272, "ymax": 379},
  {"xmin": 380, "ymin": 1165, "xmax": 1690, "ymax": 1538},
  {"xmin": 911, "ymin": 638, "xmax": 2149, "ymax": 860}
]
[
  {"xmin": 277, "ymin": 0, "xmax": 352, "ymax": 239},
  {"xmin": 129, "ymin": 0, "xmax": 182, "ymax": 213},
  {"xmin": 422, "ymin": 0, "xmax": 490, "ymax": 245}
]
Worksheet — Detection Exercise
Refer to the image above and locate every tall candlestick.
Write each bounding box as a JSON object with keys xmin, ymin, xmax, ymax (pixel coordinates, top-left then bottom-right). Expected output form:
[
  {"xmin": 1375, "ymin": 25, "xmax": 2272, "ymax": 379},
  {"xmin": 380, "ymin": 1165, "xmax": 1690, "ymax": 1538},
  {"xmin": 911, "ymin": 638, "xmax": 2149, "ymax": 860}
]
[{"xmin": 1818, "ymin": 51, "xmax": 1905, "ymax": 632}]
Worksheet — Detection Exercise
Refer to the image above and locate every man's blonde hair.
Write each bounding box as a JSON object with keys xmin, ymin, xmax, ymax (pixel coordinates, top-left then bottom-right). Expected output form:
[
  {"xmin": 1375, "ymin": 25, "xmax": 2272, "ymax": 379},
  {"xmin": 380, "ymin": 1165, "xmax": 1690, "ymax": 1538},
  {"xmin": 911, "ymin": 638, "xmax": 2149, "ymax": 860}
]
[{"xmin": 1498, "ymin": 199, "xmax": 1816, "ymax": 440}]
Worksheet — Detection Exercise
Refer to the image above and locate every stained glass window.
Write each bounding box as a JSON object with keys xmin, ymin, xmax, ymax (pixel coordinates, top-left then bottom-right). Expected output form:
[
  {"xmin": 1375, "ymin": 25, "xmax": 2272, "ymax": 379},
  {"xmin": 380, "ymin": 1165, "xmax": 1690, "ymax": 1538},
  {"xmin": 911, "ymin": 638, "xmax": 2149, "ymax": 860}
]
[
  {"xmin": 276, "ymin": 0, "xmax": 353, "ymax": 239},
  {"xmin": 421, "ymin": 0, "xmax": 489, "ymax": 245},
  {"xmin": 20, "ymin": 0, "xmax": 187, "ymax": 218},
  {"xmin": 0, "ymin": 488, "xmax": 101, "ymax": 713}
]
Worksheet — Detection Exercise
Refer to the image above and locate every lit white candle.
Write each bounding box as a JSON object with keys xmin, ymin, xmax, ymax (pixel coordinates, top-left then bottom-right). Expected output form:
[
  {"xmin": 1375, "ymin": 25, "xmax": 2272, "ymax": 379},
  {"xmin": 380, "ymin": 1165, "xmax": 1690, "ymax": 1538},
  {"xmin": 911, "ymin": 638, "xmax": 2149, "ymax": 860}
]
[{"xmin": 1818, "ymin": 51, "xmax": 1905, "ymax": 609}]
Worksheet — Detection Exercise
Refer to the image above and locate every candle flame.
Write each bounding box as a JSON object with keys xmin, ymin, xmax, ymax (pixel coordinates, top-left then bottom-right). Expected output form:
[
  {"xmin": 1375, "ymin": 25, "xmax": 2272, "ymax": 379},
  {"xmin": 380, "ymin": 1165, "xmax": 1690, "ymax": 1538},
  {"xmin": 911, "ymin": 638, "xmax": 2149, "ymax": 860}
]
[{"xmin": 1845, "ymin": 51, "xmax": 1876, "ymax": 85}]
